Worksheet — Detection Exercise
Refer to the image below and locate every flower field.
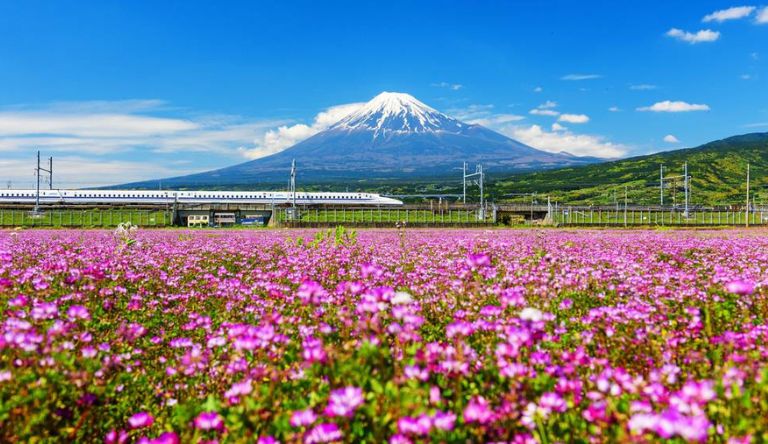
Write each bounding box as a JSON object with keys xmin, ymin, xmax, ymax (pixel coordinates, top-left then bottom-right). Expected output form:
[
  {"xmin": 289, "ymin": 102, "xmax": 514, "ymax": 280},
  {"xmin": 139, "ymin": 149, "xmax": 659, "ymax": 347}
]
[{"xmin": 1, "ymin": 227, "xmax": 768, "ymax": 443}]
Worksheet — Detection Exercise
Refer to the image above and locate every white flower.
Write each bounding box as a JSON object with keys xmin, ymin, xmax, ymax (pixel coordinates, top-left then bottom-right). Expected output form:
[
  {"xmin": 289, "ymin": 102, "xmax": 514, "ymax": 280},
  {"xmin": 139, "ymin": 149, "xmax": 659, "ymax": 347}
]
[
  {"xmin": 391, "ymin": 291, "xmax": 414, "ymax": 305},
  {"xmin": 519, "ymin": 307, "xmax": 544, "ymax": 322}
]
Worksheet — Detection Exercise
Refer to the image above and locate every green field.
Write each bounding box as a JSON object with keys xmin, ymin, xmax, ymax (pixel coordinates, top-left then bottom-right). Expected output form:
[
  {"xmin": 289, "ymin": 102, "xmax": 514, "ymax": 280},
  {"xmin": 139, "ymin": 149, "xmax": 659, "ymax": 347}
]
[{"xmin": 0, "ymin": 209, "xmax": 174, "ymax": 227}]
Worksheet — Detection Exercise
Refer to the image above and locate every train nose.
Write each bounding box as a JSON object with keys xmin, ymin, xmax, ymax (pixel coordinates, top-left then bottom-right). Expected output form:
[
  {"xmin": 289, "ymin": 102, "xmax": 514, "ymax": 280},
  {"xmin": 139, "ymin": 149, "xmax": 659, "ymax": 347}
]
[{"xmin": 381, "ymin": 196, "xmax": 403, "ymax": 205}]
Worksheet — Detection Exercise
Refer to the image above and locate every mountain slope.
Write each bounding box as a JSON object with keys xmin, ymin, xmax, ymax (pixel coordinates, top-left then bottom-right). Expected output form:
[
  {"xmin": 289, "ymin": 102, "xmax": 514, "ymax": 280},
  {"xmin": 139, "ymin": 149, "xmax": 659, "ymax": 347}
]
[
  {"xmin": 127, "ymin": 92, "xmax": 600, "ymax": 188},
  {"xmin": 493, "ymin": 132, "xmax": 768, "ymax": 205}
]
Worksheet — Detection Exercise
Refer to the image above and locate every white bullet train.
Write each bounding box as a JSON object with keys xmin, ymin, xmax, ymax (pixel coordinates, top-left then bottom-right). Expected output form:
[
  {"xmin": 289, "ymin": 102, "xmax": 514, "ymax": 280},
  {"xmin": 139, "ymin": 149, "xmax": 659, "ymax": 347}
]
[{"xmin": 0, "ymin": 189, "xmax": 403, "ymax": 206}]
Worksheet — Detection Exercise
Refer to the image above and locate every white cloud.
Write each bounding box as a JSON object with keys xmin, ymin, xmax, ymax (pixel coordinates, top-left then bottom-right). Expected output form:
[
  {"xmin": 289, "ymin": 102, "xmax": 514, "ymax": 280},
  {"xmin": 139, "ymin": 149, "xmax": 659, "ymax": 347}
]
[
  {"xmin": 447, "ymin": 104, "xmax": 524, "ymax": 126},
  {"xmin": 758, "ymin": 6, "xmax": 768, "ymax": 23},
  {"xmin": 530, "ymin": 109, "xmax": 560, "ymax": 116},
  {"xmin": 741, "ymin": 74, "xmax": 752, "ymax": 80},
  {"xmin": 637, "ymin": 100, "xmax": 710, "ymax": 112},
  {"xmin": 666, "ymin": 28, "xmax": 720, "ymax": 44},
  {"xmin": 0, "ymin": 112, "xmax": 198, "ymax": 138},
  {"xmin": 240, "ymin": 102, "xmax": 364, "ymax": 159},
  {"xmin": 558, "ymin": 113, "xmax": 590, "ymax": 124},
  {"xmin": 561, "ymin": 74, "xmax": 602, "ymax": 81},
  {"xmin": 608, "ymin": 106, "xmax": 621, "ymax": 112},
  {"xmin": 467, "ymin": 114, "xmax": 525, "ymax": 126},
  {"xmin": 630, "ymin": 84, "xmax": 657, "ymax": 90},
  {"xmin": 533, "ymin": 86, "xmax": 543, "ymax": 93},
  {"xmin": 498, "ymin": 124, "xmax": 626, "ymax": 158},
  {"xmin": 551, "ymin": 123, "xmax": 567, "ymax": 132},
  {"xmin": 431, "ymin": 82, "xmax": 463, "ymax": 91},
  {"xmin": 0, "ymin": 156, "xmax": 198, "ymax": 188},
  {"xmin": 703, "ymin": 6, "xmax": 756, "ymax": 22},
  {"xmin": 663, "ymin": 134, "xmax": 680, "ymax": 143},
  {"xmin": 529, "ymin": 101, "xmax": 560, "ymax": 116}
]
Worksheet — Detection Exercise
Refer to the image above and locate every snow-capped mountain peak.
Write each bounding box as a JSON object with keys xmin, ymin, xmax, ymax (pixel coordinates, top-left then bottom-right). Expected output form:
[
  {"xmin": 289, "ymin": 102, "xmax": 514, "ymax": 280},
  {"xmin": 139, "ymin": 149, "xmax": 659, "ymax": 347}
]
[{"xmin": 331, "ymin": 91, "xmax": 465, "ymax": 137}]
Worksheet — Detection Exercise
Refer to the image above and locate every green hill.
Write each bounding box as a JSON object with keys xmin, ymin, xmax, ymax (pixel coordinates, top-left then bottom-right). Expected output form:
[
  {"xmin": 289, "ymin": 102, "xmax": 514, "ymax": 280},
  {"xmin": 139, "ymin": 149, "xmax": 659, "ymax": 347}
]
[{"xmin": 492, "ymin": 132, "xmax": 768, "ymax": 206}]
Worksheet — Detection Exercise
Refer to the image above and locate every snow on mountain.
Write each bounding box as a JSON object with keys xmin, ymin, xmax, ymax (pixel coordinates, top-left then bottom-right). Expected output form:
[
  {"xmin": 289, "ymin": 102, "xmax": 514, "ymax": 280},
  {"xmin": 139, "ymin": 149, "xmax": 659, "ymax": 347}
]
[
  {"xmin": 330, "ymin": 92, "xmax": 465, "ymax": 137},
  {"xmin": 126, "ymin": 92, "xmax": 602, "ymax": 187}
]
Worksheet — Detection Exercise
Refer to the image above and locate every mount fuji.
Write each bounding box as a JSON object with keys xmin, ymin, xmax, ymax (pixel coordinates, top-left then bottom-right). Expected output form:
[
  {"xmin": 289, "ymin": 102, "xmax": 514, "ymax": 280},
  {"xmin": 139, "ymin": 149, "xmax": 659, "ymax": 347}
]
[{"xmin": 131, "ymin": 92, "xmax": 601, "ymax": 187}]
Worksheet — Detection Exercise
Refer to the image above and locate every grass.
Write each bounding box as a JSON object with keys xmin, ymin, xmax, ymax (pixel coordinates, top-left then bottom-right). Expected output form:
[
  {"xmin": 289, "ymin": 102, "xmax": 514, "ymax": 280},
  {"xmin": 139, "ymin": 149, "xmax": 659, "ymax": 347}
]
[
  {"xmin": 275, "ymin": 208, "xmax": 491, "ymax": 224},
  {"xmin": 0, "ymin": 209, "xmax": 174, "ymax": 228}
]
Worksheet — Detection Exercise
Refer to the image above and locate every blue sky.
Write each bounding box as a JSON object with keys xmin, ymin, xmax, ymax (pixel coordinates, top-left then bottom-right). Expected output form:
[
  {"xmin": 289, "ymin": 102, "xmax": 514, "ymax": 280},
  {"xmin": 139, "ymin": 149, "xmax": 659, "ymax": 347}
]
[{"xmin": 0, "ymin": 0, "xmax": 766, "ymax": 186}]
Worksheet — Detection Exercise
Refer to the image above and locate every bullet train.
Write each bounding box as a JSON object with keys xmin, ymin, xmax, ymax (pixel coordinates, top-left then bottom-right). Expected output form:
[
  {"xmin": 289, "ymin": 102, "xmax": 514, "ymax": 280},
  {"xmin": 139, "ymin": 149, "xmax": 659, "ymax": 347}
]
[{"xmin": 0, "ymin": 189, "xmax": 403, "ymax": 206}]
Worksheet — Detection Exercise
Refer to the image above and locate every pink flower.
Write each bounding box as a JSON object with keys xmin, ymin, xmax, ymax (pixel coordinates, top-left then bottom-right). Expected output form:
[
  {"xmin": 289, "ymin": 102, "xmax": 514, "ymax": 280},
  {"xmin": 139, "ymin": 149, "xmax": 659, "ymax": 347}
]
[
  {"xmin": 725, "ymin": 280, "xmax": 754, "ymax": 295},
  {"xmin": 290, "ymin": 408, "xmax": 317, "ymax": 427},
  {"xmin": 67, "ymin": 305, "xmax": 90, "ymax": 321},
  {"xmin": 105, "ymin": 429, "xmax": 129, "ymax": 444},
  {"xmin": 432, "ymin": 411, "xmax": 456, "ymax": 431},
  {"xmin": 305, "ymin": 423, "xmax": 343, "ymax": 443},
  {"xmin": 325, "ymin": 386, "xmax": 364, "ymax": 417},
  {"xmin": 463, "ymin": 396, "xmax": 494, "ymax": 424},
  {"xmin": 139, "ymin": 432, "xmax": 179, "ymax": 444},
  {"xmin": 128, "ymin": 412, "xmax": 154, "ymax": 429},
  {"xmin": 466, "ymin": 253, "xmax": 491, "ymax": 269},
  {"xmin": 194, "ymin": 411, "xmax": 224, "ymax": 432}
]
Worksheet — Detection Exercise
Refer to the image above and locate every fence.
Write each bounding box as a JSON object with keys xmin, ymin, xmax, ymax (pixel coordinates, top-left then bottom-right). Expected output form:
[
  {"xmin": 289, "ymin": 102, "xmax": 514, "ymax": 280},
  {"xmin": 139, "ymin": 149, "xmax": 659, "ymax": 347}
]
[
  {"xmin": 275, "ymin": 207, "xmax": 493, "ymax": 225},
  {"xmin": 553, "ymin": 207, "xmax": 768, "ymax": 226},
  {"xmin": 0, "ymin": 209, "xmax": 174, "ymax": 228}
]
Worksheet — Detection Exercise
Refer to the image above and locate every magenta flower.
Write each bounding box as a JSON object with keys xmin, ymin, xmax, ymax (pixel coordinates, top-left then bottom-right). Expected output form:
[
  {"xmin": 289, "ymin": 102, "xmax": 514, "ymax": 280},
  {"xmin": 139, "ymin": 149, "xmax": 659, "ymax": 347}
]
[
  {"xmin": 305, "ymin": 423, "xmax": 343, "ymax": 443},
  {"xmin": 325, "ymin": 386, "xmax": 364, "ymax": 417},
  {"xmin": 432, "ymin": 411, "xmax": 456, "ymax": 431},
  {"xmin": 127, "ymin": 412, "xmax": 154, "ymax": 429},
  {"xmin": 290, "ymin": 408, "xmax": 317, "ymax": 427},
  {"xmin": 725, "ymin": 280, "xmax": 754, "ymax": 295},
  {"xmin": 66, "ymin": 305, "xmax": 90, "ymax": 321},
  {"xmin": 463, "ymin": 396, "xmax": 494, "ymax": 424},
  {"xmin": 139, "ymin": 432, "xmax": 179, "ymax": 444},
  {"xmin": 105, "ymin": 429, "xmax": 129, "ymax": 444},
  {"xmin": 466, "ymin": 253, "xmax": 491, "ymax": 269},
  {"xmin": 194, "ymin": 411, "xmax": 224, "ymax": 432}
]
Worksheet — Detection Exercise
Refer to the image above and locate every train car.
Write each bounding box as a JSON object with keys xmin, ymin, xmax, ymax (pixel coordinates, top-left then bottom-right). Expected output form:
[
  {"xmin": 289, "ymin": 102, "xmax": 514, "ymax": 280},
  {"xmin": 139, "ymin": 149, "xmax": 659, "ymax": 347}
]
[{"xmin": 0, "ymin": 189, "xmax": 403, "ymax": 206}]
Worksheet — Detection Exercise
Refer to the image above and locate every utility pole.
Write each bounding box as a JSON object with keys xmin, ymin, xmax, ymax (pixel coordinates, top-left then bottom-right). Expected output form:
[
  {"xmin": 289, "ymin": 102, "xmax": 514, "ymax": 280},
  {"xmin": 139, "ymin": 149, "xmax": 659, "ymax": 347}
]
[
  {"xmin": 624, "ymin": 185, "xmax": 628, "ymax": 227},
  {"xmin": 48, "ymin": 156, "xmax": 53, "ymax": 189},
  {"xmin": 660, "ymin": 164, "xmax": 664, "ymax": 206},
  {"xmin": 462, "ymin": 162, "xmax": 484, "ymax": 219},
  {"xmin": 33, "ymin": 150, "xmax": 53, "ymax": 213},
  {"xmin": 290, "ymin": 159, "xmax": 297, "ymax": 209},
  {"xmin": 746, "ymin": 162, "xmax": 750, "ymax": 228},
  {"xmin": 479, "ymin": 164, "xmax": 484, "ymax": 219},
  {"xmin": 462, "ymin": 162, "xmax": 467, "ymax": 204},
  {"xmin": 683, "ymin": 162, "xmax": 689, "ymax": 217}
]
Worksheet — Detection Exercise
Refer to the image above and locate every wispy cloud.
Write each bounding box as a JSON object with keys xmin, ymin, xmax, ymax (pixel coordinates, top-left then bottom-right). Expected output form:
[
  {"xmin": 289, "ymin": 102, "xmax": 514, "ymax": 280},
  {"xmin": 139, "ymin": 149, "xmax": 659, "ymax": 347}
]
[
  {"xmin": 561, "ymin": 74, "xmax": 602, "ymax": 81},
  {"xmin": 558, "ymin": 113, "xmax": 590, "ymax": 124},
  {"xmin": 529, "ymin": 101, "xmax": 560, "ymax": 116},
  {"xmin": 743, "ymin": 122, "xmax": 768, "ymax": 127},
  {"xmin": 0, "ymin": 156, "xmax": 199, "ymax": 188},
  {"xmin": 0, "ymin": 99, "xmax": 323, "ymax": 187},
  {"xmin": 530, "ymin": 109, "xmax": 559, "ymax": 116},
  {"xmin": 637, "ymin": 100, "xmax": 710, "ymax": 112},
  {"xmin": 666, "ymin": 28, "xmax": 720, "ymax": 44},
  {"xmin": 447, "ymin": 104, "xmax": 524, "ymax": 126},
  {"xmin": 758, "ymin": 6, "xmax": 768, "ymax": 23},
  {"xmin": 431, "ymin": 82, "xmax": 463, "ymax": 91},
  {"xmin": 703, "ymin": 6, "xmax": 756, "ymax": 22},
  {"xmin": 630, "ymin": 84, "xmax": 657, "ymax": 91},
  {"xmin": 663, "ymin": 134, "xmax": 680, "ymax": 143},
  {"xmin": 608, "ymin": 106, "xmax": 621, "ymax": 112}
]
